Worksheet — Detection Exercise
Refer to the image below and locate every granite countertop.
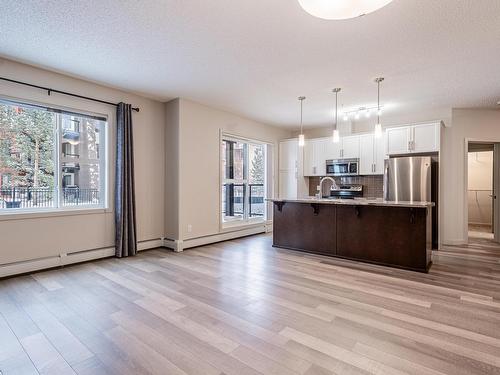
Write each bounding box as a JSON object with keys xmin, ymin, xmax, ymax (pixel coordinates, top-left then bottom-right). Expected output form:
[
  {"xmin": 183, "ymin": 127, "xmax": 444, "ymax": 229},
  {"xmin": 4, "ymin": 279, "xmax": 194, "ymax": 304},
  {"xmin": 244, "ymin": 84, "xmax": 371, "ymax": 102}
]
[{"xmin": 267, "ymin": 197, "xmax": 435, "ymax": 208}]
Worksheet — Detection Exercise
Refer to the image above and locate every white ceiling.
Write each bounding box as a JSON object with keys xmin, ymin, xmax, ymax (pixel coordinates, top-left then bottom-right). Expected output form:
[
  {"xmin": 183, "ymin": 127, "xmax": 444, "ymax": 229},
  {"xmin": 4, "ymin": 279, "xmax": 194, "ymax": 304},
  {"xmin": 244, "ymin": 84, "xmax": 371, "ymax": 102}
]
[{"xmin": 0, "ymin": 0, "xmax": 499, "ymax": 129}]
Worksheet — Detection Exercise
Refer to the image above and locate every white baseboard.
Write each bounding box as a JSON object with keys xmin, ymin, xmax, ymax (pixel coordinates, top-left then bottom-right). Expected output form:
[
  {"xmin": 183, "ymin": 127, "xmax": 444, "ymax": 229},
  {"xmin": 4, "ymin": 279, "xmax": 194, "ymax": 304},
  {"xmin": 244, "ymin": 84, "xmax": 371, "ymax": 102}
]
[
  {"xmin": 441, "ymin": 238, "xmax": 468, "ymax": 246},
  {"xmin": 166, "ymin": 224, "xmax": 268, "ymax": 252},
  {"xmin": 0, "ymin": 246, "xmax": 114, "ymax": 278},
  {"xmin": 137, "ymin": 238, "xmax": 164, "ymax": 251},
  {"xmin": 0, "ymin": 238, "xmax": 164, "ymax": 278}
]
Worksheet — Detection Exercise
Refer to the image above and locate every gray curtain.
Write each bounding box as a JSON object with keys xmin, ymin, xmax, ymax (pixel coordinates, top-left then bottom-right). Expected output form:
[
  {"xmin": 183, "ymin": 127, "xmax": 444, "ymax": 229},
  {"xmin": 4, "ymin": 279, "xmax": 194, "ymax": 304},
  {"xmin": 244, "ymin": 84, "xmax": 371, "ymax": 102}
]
[{"xmin": 115, "ymin": 102, "xmax": 137, "ymax": 257}]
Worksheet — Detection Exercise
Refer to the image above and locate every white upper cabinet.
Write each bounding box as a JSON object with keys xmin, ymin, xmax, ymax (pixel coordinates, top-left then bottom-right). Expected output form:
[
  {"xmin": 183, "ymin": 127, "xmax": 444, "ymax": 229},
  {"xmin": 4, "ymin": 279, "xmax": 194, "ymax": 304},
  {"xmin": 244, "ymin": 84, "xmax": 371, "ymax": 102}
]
[
  {"xmin": 374, "ymin": 135, "xmax": 386, "ymax": 174},
  {"xmin": 359, "ymin": 134, "xmax": 375, "ymax": 175},
  {"xmin": 386, "ymin": 126, "xmax": 411, "ymax": 155},
  {"xmin": 412, "ymin": 123, "xmax": 440, "ymax": 153},
  {"xmin": 386, "ymin": 122, "xmax": 440, "ymax": 155},
  {"xmin": 341, "ymin": 135, "xmax": 360, "ymax": 159},
  {"xmin": 359, "ymin": 134, "xmax": 386, "ymax": 175},
  {"xmin": 303, "ymin": 138, "xmax": 329, "ymax": 176}
]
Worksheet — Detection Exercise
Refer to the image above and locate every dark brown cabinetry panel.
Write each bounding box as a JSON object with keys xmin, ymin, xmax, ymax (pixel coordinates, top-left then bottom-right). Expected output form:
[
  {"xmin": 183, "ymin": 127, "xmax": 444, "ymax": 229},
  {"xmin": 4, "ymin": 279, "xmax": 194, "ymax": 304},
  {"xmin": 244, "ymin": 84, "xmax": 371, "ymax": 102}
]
[
  {"xmin": 273, "ymin": 202, "xmax": 336, "ymax": 256},
  {"xmin": 272, "ymin": 201, "xmax": 431, "ymax": 272},
  {"xmin": 336, "ymin": 205, "xmax": 429, "ymax": 271}
]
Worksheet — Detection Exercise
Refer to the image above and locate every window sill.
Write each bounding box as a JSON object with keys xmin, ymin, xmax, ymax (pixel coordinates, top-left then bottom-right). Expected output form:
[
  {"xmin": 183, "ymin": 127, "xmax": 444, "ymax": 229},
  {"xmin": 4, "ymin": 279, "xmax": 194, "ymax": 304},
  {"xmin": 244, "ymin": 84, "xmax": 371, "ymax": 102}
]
[{"xmin": 0, "ymin": 207, "xmax": 111, "ymax": 221}]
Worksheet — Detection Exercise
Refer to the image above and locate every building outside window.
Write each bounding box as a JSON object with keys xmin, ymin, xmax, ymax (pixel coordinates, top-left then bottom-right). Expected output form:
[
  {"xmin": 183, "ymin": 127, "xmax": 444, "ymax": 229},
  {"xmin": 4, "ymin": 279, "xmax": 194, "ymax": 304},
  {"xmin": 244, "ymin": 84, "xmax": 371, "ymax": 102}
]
[
  {"xmin": 221, "ymin": 135, "xmax": 267, "ymax": 226},
  {"xmin": 0, "ymin": 99, "xmax": 106, "ymax": 211}
]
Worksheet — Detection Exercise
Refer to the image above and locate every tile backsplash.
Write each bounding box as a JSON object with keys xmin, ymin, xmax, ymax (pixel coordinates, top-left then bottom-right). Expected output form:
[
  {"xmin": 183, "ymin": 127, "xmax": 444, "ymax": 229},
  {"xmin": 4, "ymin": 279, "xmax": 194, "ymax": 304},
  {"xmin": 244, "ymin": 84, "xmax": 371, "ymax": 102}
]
[{"xmin": 308, "ymin": 175, "xmax": 384, "ymax": 198}]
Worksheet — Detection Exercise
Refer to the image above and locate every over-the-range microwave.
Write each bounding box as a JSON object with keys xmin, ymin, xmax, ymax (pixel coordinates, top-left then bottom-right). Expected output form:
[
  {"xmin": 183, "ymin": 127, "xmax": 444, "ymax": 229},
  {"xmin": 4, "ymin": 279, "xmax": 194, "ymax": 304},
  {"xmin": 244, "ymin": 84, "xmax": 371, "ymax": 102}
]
[{"xmin": 326, "ymin": 158, "xmax": 359, "ymax": 176}]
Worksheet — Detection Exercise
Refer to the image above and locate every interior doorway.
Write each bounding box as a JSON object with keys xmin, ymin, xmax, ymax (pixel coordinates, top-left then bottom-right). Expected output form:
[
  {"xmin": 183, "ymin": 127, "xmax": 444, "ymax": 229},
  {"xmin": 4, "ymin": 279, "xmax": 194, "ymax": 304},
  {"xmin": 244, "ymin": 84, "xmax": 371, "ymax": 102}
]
[{"xmin": 467, "ymin": 142, "xmax": 495, "ymax": 240}]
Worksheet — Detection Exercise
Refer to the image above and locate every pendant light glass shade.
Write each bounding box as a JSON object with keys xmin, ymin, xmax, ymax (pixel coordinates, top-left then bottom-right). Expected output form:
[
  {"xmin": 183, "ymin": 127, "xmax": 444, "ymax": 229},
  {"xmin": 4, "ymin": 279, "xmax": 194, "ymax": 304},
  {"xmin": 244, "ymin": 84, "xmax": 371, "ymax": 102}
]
[
  {"xmin": 374, "ymin": 123, "xmax": 382, "ymax": 138},
  {"xmin": 298, "ymin": 133, "xmax": 305, "ymax": 147},
  {"xmin": 332, "ymin": 129, "xmax": 340, "ymax": 143},
  {"xmin": 297, "ymin": 0, "xmax": 393, "ymax": 20}
]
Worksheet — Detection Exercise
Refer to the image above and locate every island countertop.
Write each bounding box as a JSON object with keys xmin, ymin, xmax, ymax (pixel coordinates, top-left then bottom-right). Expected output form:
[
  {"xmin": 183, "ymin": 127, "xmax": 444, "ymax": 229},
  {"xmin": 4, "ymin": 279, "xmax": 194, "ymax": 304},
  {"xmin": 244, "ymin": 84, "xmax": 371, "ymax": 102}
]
[{"xmin": 267, "ymin": 197, "xmax": 434, "ymax": 208}]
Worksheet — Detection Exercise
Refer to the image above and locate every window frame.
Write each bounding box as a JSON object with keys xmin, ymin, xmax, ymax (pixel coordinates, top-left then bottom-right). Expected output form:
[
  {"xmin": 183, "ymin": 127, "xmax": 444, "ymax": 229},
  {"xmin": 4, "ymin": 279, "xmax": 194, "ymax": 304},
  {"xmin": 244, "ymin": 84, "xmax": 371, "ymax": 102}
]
[
  {"xmin": 0, "ymin": 96, "xmax": 109, "ymax": 216},
  {"xmin": 220, "ymin": 133, "xmax": 268, "ymax": 229}
]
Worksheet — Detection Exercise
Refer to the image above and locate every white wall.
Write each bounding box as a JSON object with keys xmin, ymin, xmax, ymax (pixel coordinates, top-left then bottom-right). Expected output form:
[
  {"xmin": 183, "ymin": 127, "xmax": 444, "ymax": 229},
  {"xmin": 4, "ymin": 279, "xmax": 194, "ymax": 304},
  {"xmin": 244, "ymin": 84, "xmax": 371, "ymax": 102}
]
[
  {"xmin": 467, "ymin": 151, "xmax": 493, "ymax": 226},
  {"xmin": 166, "ymin": 98, "xmax": 291, "ymax": 244},
  {"xmin": 441, "ymin": 109, "xmax": 500, "ymax": 244},
  {"xmin": 0, "ymin": 58, "xmax": 166, "ymax": 267}
]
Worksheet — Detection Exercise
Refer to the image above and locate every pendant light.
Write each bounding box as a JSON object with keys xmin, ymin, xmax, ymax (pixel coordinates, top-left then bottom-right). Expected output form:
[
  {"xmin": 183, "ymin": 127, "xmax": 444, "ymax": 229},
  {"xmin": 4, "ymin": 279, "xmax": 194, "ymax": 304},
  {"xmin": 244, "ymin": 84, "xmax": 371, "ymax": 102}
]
[
  {"xmin": 298, "ymin": 96, "xmax": 306, "ymax": 147},
  {"xmin": 374, "ymin": 77, "xmax": 384, "ymax": 138},
  {"xmin": 332, "ymin": 88, "xmax": 341, "ymax": 143}
]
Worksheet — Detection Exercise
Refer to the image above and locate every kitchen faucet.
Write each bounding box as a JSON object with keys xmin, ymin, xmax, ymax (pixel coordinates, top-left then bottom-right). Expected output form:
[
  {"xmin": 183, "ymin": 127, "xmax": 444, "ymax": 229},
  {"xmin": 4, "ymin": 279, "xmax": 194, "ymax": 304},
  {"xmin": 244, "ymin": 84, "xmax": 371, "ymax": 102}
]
[{"xmin": 317, "ymin": 176, "xmax": 339, "ymax": 199}]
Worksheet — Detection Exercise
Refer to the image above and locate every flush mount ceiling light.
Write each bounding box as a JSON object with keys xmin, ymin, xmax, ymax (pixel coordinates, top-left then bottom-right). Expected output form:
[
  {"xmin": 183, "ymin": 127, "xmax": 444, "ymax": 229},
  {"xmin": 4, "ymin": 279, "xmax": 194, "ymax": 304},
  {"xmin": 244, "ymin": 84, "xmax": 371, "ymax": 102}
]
[{"xmin": 297, "ymin": 0, "xmax": 393, "ymax": 20}]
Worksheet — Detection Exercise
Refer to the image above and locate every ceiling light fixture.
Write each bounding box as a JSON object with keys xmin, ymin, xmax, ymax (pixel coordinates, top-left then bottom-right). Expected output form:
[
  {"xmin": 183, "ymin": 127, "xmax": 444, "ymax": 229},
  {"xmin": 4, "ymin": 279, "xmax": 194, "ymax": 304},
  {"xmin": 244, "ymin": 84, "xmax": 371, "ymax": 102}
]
[
  {"xmin": 298, "ymin": 96, "xmax": 306, "ymax": 147},
  {"xmin": 332, "ymin": 88, "xmax": 341, "ymax": 143},
  {"xmin": 374, "ymin": 77, "xmax": 384, "ymax": 138},
  {"xmin": 297, "ymin": 0, "xmax": 393, "ymax": 20}
]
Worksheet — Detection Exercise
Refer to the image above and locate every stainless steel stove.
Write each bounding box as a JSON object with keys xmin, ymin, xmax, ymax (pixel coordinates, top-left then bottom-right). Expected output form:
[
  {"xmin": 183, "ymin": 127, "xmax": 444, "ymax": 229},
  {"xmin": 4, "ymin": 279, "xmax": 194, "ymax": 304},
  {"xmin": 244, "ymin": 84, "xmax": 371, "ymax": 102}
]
[{"xmin": 329, "ymin": 184, "xmax": 363, "ymax": 199}]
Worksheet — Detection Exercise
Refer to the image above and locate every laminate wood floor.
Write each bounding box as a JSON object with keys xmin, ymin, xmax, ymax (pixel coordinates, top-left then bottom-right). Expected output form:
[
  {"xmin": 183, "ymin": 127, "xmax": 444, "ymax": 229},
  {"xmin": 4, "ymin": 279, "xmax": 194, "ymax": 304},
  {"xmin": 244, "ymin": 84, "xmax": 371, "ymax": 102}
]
[{"xmin": 1, "ymin": 234, "xmax": 500, "ymax": 375}]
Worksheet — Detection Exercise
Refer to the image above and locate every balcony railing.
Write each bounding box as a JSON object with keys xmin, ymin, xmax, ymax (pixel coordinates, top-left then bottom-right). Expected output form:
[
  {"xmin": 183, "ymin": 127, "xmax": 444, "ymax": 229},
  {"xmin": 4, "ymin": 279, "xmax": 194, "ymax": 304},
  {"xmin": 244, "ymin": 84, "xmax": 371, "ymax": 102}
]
[
  {"xmin": 0, "ymin": 187, "xmax": 100, "ymax": 209},
  {"xmin": 222, "ymin": 183, "xmax": 265, "ymax": 218}
]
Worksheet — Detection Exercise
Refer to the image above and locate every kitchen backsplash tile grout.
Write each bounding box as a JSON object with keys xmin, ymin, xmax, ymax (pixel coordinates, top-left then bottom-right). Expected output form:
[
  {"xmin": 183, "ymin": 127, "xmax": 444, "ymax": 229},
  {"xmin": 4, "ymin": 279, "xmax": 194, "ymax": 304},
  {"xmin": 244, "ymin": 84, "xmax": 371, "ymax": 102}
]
[{"xmin": 308, "ymin": 175, "xmax": 384, "ymax": 198}]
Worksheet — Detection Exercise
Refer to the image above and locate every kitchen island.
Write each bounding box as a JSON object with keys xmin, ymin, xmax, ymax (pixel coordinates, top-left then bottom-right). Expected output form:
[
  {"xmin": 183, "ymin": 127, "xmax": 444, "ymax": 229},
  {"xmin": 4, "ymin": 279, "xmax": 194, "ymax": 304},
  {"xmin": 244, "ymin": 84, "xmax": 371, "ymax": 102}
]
[{"xmin": 270, "ymin": 198, "xmax": 434, "ymax": 272}]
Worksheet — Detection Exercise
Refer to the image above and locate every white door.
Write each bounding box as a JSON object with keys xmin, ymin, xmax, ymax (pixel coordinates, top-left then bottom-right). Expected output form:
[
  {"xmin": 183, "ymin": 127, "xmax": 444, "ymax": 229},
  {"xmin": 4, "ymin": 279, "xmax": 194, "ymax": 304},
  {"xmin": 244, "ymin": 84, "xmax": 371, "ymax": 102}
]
[
  {"xmin": 412, "ymin": 123, "xmax": 440, "ymax": 153},
  {"xmin": 341, "ymin": 136, "xmax": 360, "ymax": 159},
  {"xmin": 494, "ymin": 144, "xmax": 500, "ymax": 243},
  {"xmin": 359, "ymin": 134, "xmax": 375, "ymax": 175},
  {"xmin": 386, "ymin": 126, "xmax": 411, "ymax": 155},
  {"xmin": 279, "ymin": 140, "xmax": 297, "ymax": 171},
  {"xmin": 374, "ymin": 135, "xmax": 386, "ymax": 174},
  {"xmin": 279, "ymin": 170, "xmax": 297, "ymax": 199}
]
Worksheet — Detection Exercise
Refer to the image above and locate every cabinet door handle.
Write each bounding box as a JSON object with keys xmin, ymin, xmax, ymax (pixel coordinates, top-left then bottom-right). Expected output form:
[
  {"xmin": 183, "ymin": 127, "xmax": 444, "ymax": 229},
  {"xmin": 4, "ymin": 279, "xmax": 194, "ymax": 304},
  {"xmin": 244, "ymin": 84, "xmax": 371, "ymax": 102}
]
[{"xmin": 313, "ymin": 166, "xmax": 316, "ymax": 174}]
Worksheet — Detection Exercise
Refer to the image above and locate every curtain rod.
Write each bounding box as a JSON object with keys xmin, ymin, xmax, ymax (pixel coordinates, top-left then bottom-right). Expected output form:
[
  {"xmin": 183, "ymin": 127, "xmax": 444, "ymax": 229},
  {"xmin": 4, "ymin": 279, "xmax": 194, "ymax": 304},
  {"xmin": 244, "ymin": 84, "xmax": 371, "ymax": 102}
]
[{"xmin": 0, "ymin": 76, "xmax": 140, "ymax": 112}]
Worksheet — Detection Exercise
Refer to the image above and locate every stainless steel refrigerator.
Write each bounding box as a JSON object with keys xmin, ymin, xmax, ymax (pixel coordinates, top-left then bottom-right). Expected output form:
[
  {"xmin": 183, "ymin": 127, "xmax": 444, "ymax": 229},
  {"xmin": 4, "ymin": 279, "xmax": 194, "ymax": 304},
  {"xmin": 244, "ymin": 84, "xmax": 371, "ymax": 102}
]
[{"xmin": 384, "ymin": 156, "xmax": 439, "ymax": 248}]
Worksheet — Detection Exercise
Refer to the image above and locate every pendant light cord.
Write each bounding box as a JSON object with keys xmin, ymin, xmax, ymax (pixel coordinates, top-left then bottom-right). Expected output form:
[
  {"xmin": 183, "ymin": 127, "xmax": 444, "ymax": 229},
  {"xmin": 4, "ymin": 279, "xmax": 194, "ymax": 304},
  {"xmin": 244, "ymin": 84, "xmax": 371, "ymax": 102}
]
[
  {"xmin": 298, "ymin": 96, "xmax": 306, "ymax": 134},
  {"xmin": 377, "ymin": 79, "xmax": 380, "ymax": 124}
]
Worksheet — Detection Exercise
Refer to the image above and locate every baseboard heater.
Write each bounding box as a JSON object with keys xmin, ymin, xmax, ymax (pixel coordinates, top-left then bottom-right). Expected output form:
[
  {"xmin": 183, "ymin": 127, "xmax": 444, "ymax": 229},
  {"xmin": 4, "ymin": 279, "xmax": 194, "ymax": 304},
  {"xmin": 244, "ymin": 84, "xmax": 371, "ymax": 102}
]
[{"xmin": 0, "ymin": 238, "xmax": 164, "ymax": 278}]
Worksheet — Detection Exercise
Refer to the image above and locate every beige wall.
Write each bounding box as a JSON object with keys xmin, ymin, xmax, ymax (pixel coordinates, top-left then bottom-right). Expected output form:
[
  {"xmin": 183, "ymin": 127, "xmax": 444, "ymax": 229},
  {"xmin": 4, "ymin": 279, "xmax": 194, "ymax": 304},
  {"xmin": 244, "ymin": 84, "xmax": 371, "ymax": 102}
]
[
  {"xmin": 0, "ymin": 58, "xmax": 166, "ymax": 265},
  {"xmin": 441, "ymin": 108, "xmax": 500, "ymax": 243},
  {"xmin": 164, "ymin": 99, "xmax": 180, "ymax": 240},
  {"xmin": 166, "ymin": 98, "xmax": 291, "ymax": 242}
]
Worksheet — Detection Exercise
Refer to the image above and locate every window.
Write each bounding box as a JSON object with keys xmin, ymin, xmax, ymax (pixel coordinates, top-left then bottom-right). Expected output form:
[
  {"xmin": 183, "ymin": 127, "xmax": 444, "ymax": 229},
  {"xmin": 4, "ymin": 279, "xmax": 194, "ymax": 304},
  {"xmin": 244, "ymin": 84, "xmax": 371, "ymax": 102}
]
[
  {"xmin": 0, "ymin": 99, "xmax": 107, "ymax": 211},
  {"xmin": 221, "ymin": 136, "xmax": 267, "ymax": 226}
]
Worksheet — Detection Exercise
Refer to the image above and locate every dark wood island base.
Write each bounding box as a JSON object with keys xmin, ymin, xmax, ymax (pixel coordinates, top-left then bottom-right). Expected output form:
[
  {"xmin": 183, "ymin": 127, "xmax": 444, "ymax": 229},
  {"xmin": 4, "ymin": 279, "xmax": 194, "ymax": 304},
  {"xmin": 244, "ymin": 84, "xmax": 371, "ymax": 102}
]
[{"xmin": 272, "ymin": 200, "xmax": 432, "ymax": 272}]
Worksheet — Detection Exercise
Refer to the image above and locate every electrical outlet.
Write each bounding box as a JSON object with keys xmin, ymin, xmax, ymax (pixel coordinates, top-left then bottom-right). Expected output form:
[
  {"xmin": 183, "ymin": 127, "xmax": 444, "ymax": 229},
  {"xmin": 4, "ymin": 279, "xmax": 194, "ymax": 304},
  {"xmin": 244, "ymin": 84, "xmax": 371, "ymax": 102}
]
[{"xmin": 187, "ymin": 224, "xmax": 192, "ymax": 233}]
